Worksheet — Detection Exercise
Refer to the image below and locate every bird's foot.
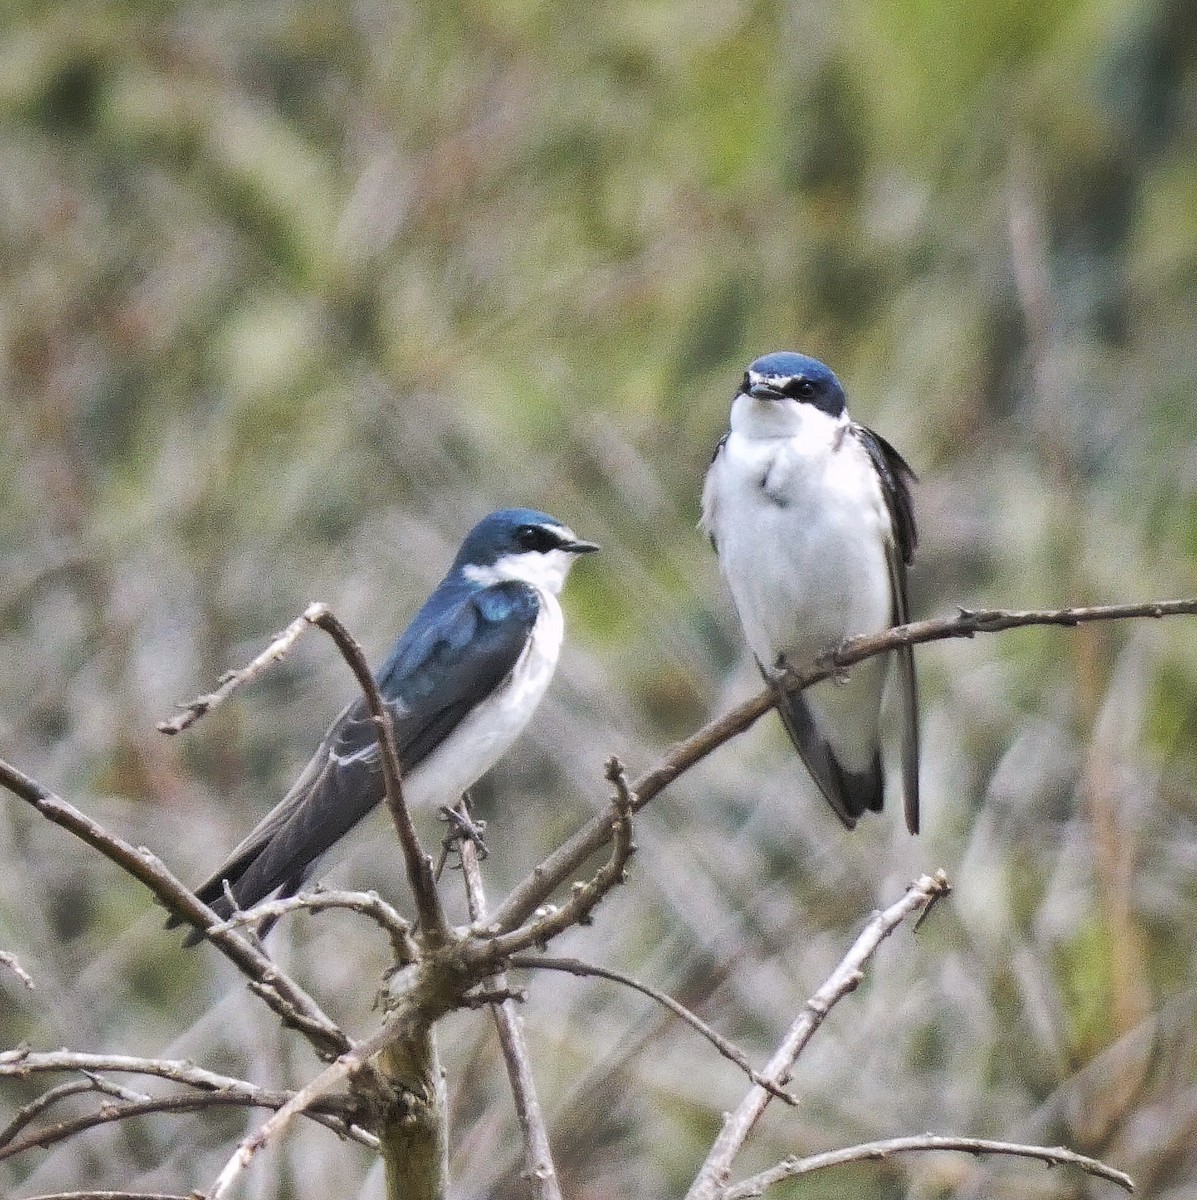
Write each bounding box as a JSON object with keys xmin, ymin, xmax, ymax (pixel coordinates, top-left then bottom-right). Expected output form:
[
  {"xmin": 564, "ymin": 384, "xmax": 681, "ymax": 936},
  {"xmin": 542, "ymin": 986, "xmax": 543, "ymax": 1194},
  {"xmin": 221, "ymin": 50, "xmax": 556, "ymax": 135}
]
[
  {"xmin": 814, "ymin": 645, "xmax": 853, "ymax": 685},
  {"xmin": 437, "ymin": 800, "xmax": 489, "ymax": 864}
]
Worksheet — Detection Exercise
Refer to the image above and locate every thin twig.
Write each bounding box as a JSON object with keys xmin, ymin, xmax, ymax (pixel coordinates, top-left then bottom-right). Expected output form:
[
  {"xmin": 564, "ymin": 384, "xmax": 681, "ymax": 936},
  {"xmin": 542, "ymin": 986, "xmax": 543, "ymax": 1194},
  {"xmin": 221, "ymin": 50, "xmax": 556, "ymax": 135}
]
[
  {"xmin": 488, "ymin": 598, "xmax": 1197, "ymax": 934},
  {"xmin": 303, "ymin": 605, "xmax": 449, "ymax": 945},
  {"xmin": 0, "ymin": 949, "xmax": 34, "ymax": 989},
  {"xmin": 509, "ymin": 955, "xmax": 796, "ymax": 1105},
  {"xmin": 685, "ymin": 872, "xmax": 952, "ymax": 1200},
  {"xmin": 722, "ymin": 1134, "xmax": 1135, "ymax": 1197},
  {"xmin": 211, "ymin": 888, "xmax": 418, "ymax": 965},
  {"xmin": 0, "ymin": 758, "xmax": 350, "ymax": 1060},
  {"xmin": 0, "ymin": 1048, "xmax": 375, "ymax": 1160},
  {"xmin": 0, "ymin": 1091, "xmax": 373, "ymax": 1164},
  {"xmin": 19, "ymin": 1192, "xmax": 198, "ymax": 1200},
  {"xmin": 157, "ymin": 608, "xmax": 317, "ymax": 734},
  {"xmin": 0, "ymin": 1080, "xmax": 98, "ymax": 1148},
  {"xmin": 469, "ymin": 757, "xmax": 636, "ymax": 965},
  {"xmin": 456, "ymin": 801, "xmax": 563, "ymax": 1200}
]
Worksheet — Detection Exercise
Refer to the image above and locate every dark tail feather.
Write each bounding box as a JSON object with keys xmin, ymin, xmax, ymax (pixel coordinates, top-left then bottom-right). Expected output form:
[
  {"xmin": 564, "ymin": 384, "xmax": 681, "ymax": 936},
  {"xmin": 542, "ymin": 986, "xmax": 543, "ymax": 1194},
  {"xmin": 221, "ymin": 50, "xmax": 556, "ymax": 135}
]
[{"xmin": 773, "ymin": 688, "xmax": 883, "ymax": 827}]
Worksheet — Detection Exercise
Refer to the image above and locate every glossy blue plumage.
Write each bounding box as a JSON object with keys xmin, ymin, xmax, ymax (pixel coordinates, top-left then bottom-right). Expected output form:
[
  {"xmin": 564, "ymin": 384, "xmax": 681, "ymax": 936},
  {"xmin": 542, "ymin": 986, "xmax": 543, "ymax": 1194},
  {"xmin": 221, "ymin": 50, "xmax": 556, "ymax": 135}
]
[{"xmin": 175, "ymin": 508, "xmax": 597, "ymax": 942}]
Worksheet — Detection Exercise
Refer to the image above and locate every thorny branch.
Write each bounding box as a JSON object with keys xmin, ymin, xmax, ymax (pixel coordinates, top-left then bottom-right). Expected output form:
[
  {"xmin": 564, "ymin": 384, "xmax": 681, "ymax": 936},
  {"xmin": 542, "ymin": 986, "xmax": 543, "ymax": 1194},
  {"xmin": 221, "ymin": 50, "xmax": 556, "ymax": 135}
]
[{"xmin": 722, "ymin": 1134, "xmax": 1136, "ymax": 1197}]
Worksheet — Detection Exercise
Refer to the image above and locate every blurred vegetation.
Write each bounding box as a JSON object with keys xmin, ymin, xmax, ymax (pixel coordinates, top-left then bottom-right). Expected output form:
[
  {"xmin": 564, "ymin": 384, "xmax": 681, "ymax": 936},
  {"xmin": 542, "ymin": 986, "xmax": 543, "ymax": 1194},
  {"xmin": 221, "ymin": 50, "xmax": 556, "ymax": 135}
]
[{"xmin": 2, "ymin": 0, "xmax": 1196, "ymax": 1196}]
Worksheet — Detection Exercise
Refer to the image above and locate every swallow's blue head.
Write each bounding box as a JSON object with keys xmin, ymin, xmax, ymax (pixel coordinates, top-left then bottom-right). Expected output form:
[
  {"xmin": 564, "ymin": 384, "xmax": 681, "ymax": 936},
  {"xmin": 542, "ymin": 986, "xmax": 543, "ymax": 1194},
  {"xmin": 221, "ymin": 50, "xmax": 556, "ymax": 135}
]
[
  {"xmin": 739, "ymin": 351, "xmax": 847, "ymax": 419},
  {"xmin": 454, "ymin": 508, "xmax": 599, "ymax": 594}
]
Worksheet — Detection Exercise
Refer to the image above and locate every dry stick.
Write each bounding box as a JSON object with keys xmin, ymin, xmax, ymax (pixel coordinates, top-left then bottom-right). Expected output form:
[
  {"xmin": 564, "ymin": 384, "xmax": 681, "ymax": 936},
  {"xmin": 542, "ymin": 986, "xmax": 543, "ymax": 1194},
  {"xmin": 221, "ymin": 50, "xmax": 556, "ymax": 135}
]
[
  {"xmin": 159, "ymin": 601, "xmax": 447, "ymax": 945},
  {"xmin": 211, "ymin": 888, "xmax": 418, "ymax": 965},
  {"xmin": 0, "ymin": 948, "xmax": 34, "ymax": 989},
  {"xmin": 685, "ymin": 873, "xmax": 952, "ymax": 1200},
  {"xmin": 487, "ymin": 597, "xmax": 1197, "ymax": 935},
  {"xmin": 508, "ymin": 955, "xmax": 795, "ymax": 1106},
  {"xmin": 0, "ymin": 757, "xmax": 349, "ymax": 1061},
  {"xmin": 156, "ymin": 608, "xmax": 318, "ymax": 734},
  {"xmin": 455, "ymin": 804, "xmax": 564, "ymax": 1200},
  {"xmin": 722, "ymin": 1134, "xmax": 1135, "ymax": 1198},
  {"xmin": 304, "ymin": 605, "xmax": 448, "ymax": 945},
  {"xmin": 20, "ymin": 1192, "xmax": 196, "ymax": 1200}
]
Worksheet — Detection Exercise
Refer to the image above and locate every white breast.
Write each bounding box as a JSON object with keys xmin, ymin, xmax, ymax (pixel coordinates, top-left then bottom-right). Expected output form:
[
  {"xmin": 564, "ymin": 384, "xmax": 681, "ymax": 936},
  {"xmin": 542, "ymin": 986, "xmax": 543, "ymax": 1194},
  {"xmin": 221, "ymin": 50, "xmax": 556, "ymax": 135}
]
[
  {"xmin": 702, "ymin": 416, "xmax": 894, "ymax": 669},
  {"xmin": 401, "ymin": 591, "xmax": 564, "ymax": 808}
]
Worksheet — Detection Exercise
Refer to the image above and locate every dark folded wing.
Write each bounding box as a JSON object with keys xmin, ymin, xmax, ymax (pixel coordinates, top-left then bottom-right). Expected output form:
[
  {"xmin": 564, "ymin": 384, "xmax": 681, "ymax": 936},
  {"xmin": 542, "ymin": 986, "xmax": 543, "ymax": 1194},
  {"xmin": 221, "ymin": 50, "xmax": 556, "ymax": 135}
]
[
  {"xmin": 180, "ymin": 582, "xmax": 540, "ymax": 935},
  {"xmin": 770, "ymin": 677, "xmax": 884, "ymax": 828},
  {"xmin": 853, "ymin": 425, "xmax": 917, "ymax": 564},
  {"xmin": 853, "ymin": 424, "xmax": 921, "ymax": 833}
]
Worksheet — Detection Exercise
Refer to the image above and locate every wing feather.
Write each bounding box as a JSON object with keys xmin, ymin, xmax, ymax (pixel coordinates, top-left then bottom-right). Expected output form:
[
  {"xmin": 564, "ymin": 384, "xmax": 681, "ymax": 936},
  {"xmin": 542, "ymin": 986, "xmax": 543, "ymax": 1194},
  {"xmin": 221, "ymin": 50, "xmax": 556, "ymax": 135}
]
[{"xmin": 175, "ymin": 582, "xmax": 540, "ymax": 941}]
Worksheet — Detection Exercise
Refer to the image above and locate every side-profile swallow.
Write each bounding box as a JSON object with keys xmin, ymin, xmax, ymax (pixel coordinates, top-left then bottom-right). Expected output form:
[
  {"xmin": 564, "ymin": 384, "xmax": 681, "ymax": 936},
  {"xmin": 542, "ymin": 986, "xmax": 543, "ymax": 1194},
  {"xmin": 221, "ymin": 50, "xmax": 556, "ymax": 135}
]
[{"xmin": 172, "ymin": 507, "xmax": 598, "ymax": 942}]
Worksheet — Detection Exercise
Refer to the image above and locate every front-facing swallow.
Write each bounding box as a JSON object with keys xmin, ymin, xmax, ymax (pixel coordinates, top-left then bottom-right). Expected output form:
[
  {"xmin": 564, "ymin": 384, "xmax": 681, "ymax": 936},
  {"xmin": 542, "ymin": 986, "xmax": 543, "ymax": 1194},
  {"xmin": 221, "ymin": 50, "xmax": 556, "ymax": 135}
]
[{"xmin": 701, "ymin": 351, "xmax": 920, "ymax": 833}]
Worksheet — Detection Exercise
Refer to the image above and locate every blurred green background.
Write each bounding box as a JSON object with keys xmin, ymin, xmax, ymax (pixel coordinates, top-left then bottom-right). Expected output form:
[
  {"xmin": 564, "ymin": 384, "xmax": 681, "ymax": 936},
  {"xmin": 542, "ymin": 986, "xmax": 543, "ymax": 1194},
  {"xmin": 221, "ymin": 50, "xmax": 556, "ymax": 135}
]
[{"xmin": 2, "ymin": 0, "xmax": 1196, "ymax": 1196}]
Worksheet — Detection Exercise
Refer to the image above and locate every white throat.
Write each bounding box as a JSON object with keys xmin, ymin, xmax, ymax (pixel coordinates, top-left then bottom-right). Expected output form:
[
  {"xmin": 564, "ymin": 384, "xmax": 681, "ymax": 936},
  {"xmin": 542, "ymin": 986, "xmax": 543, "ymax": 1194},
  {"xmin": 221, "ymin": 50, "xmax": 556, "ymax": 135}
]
[
  {"xmin": 729, "ymin": 393, "xmax": 845, "ymax": 442},
  {"xmin": 462, "ymin": 548, "xmax": 575, "ymax": 596}
]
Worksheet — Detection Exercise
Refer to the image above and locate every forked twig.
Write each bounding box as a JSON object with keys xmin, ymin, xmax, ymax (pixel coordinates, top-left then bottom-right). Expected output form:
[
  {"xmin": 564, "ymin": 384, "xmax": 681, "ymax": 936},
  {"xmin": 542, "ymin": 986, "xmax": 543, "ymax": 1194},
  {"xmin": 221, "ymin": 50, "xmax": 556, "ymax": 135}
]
[{"xmin": 685, "ymin": 873, "xmax": 952, "ymax": 1200}]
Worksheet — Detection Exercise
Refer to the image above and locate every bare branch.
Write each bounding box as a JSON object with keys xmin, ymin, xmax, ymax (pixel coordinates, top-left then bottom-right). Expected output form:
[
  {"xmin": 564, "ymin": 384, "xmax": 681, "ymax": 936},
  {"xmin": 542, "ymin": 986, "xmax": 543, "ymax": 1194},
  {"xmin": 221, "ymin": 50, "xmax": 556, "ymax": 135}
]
[
  {"xmin": 0, "ymin": 1048, "xmax": 375, "ymax": 1160},
  {"xmin": 509, "ymin": 955, "xmax": 795, "ymax": 1106},
  {"xmin": 157, "ymin": 607, "xmax": 318, "ymax": 734},
  {"xmin": 456, "ymin": 802, "xmax": 563, "ymax": 1200},
  {"xmin": 302, "ymin": 604, "xmax": 448, "ymax": 945},
  {"xmin": 488, "ymin": 598, "xmax": 1197, "ymax": 933},
  {"xmin": 211, "ymin": 888, "xmax": 418, "ymax": 965},
  {"xmin": 723, "ymin": 1134, "xmax": 1136, "ymax": 1198},
  {"xmin": 19, "ymin": 1192, "xmax": 198, "ymax": 1200},
  {"xmin": 469, "ymin": 756, "xmax": 636, "ymax": 964},
  {"xmin": 0, "ymin": 948, "xmax": 34, "ymax": 989},
  {"xmin": 0, "ymin": 758, "xmax": 350, "ymax": 1060},
  {"xmin": 158, "ymin": 602, "xmax": 447, "ymax": 945},
  {"xmin": 685, "ymin": 872, "xmax": 952, "ymax": 1200},
  {"xmin": 206, "ymin": 1000, "xmax": 423, "ymax": 1199},
  {"xmin": 0, "ymin": 1090, "xmax": 372, "ymax": 1164}
]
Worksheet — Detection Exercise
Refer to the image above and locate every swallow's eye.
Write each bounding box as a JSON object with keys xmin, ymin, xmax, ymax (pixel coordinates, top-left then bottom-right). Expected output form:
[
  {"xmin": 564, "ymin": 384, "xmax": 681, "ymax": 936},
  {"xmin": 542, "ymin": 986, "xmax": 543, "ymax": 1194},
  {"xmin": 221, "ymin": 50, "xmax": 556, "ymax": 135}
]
[
  {"xmin": 785, "ymin": 377, "xmax": 816, "ymax": 399},
  {"xmin": 516, "ymin": 525, "xmax": 558, "ymax": 553}
]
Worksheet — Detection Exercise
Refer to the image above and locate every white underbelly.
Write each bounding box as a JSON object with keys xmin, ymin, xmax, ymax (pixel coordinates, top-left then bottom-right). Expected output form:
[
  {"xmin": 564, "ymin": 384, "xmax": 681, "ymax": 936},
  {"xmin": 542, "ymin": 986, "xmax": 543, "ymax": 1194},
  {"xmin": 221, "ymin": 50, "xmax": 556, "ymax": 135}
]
[
  {"xmin": 710, "ymin": 437, "xmax": 893, "ymax": 667},
  {"xmin": 401, "ymin": 596, "xmax": 563, "ymax": 807}
]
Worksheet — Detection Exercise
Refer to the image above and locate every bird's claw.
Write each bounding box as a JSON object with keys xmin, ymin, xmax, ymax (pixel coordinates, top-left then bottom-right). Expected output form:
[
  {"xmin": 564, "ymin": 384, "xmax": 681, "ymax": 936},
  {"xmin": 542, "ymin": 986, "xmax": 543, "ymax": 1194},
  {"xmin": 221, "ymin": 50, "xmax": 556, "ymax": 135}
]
[{"xmin": 438, "ymin": 802, "xmax": 489, "ymax": 862}]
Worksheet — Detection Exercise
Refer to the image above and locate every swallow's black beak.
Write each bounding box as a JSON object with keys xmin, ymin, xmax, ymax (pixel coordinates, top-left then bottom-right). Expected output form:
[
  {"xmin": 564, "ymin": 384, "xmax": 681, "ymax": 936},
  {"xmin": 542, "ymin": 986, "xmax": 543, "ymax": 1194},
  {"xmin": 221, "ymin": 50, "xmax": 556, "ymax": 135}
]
[
  {"xmin": 747, "ymin": 380, "xmax": 786, "ymax": 401},
  {"xmin": 563, "ymin": 538, "xmax": 600, "ymax": 555}
]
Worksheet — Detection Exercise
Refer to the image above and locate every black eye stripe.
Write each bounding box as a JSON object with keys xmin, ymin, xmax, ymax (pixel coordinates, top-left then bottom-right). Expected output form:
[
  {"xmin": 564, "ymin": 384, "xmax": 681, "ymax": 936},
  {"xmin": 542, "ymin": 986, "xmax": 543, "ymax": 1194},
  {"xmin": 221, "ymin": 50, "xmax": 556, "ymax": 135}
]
[
  {"xmin": 516, "ymin": 525, "xmax": 560, "ymax": 553},
  {"xmin": 783, "ymin": 377, "xmax": 815, "ymax": 398}
]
